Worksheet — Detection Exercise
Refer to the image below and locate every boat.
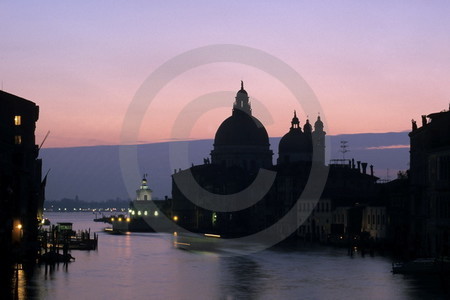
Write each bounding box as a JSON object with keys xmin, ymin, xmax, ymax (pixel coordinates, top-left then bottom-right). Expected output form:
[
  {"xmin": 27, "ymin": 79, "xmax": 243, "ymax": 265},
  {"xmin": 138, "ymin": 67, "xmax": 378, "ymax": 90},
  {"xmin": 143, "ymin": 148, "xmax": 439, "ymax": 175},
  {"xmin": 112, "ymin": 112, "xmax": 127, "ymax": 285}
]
[{"xmin": 173, "ymin": 232, "xmax": 222, "ymax": 252}]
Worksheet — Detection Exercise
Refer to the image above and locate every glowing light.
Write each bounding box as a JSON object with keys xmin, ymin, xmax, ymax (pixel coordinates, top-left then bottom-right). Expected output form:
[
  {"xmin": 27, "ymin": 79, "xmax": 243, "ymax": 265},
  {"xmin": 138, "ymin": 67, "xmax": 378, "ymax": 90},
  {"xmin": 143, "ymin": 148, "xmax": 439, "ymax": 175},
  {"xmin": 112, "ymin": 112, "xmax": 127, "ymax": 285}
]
[
  {"xmin": 173, "ymin": 232, "xmax": 178, "ymax": 236},
  {"xmin": 126, "ymin": 218, "xmax": 130, "ymax": 222},
  {"xmin": 17, "ymin": 224, "xmax": 22, "ymax": 230},
  {"xmin": 138, "ymin": 211, "xmax": 142, "ymax": 216},
  {"xmin": 173, "ymin": 216, "xmax": 178, "ymax": 221},
  {"xmin": 174, "ymin": 242, "xmax": 191, "ymax": 246},
  {"xmin": 118, "ymin": 218, "xmax": 122, "ymax": 222},
  {"xmin": 144, "ymin": 211, "xmax": 148, "ymax": 216},
  {"xmin": 111, "ymin": 217, "xmax": 115, "ymax": 222},
  {"xmin": 204, "ymin": 233, "xmax": 221, "ymax": 238},
  {"xmin": 154, "ymin": 211, "xmax": 159, "ymax": 217},
  {"xmin": 14, "ymin": 115, "xmax": 21, "ymax": 125}
]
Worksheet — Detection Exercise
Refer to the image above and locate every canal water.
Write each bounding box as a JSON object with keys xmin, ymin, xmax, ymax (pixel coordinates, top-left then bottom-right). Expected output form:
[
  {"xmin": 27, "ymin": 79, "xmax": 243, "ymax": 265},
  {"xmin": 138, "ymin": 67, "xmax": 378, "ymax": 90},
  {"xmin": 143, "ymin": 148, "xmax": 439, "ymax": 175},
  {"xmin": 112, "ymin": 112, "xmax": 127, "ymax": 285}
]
[{"xmin": 14, "ymin": 212, "xmax": 449, "ymax": 299}]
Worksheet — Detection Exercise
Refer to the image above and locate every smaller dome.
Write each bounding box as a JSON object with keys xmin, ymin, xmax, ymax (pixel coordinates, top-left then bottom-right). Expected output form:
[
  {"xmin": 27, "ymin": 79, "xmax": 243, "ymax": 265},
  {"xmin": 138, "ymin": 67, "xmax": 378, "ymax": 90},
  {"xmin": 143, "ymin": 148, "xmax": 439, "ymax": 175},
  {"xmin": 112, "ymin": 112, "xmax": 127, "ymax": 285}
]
[
  {"xmin": 279, "ymin": 129, "xmax": 312, "ymax": 154},
  {"xmin": 279, "ymin": 112, "xmax": 312, "ymax": 156}
]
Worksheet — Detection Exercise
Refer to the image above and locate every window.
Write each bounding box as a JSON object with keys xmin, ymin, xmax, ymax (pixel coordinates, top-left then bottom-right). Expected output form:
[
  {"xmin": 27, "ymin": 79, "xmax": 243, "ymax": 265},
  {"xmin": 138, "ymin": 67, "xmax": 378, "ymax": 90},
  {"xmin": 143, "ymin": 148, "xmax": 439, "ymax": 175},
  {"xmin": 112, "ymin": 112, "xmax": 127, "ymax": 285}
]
[
  {"xmin": 14, "ymin": 135, "xmax": 22, "ymax": 145},
  {"xmin": 14, "ymin": 115, "xmax": 21, "ymax": 126}
]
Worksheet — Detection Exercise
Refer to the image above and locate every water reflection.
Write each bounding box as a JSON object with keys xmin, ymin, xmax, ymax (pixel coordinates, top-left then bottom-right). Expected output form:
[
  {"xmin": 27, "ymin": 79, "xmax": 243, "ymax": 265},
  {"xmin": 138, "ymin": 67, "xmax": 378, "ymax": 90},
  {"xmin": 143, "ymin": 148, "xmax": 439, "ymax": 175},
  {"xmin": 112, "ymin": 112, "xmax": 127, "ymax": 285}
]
[
  {"xmin": 10, "ymin": 213, "xmax": 450, "ymax": 299},
  {"xmin": 1, "ymin": 263, "xmax": 43, "ymax": 300},
  {"xmin": 402, "ymin": 274, "xmax": 450, "ymax": 299},
  {"xmin": 221, "ymin": 256, "xmax": 267, "ymax": 299}
]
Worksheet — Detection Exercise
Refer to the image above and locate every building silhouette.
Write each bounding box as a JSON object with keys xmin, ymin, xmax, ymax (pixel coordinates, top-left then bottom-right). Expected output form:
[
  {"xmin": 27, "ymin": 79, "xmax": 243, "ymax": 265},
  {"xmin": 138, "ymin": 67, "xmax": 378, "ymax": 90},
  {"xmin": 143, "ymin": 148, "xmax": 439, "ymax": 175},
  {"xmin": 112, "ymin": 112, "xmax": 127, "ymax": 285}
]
[
  {"xmin": 409, "ymin": 109, "xmax": 450, "ymax": 257},
  {"xmin": 171, "ymin": 83, "xmax": 378, "ymax": 239},
  {"xmin": 0, "ymin": 90, "xmax": 44, "ymax": 263}
]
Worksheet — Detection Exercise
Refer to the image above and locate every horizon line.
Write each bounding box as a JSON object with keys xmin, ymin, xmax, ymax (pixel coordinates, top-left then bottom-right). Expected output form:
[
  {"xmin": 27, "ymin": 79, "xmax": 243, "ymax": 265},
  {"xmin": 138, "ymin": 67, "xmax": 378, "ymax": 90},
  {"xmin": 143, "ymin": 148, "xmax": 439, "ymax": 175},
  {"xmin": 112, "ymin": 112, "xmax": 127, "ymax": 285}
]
[{"xmin": 40, "ymin": 130, "xmax": 410, "ymax": 150}]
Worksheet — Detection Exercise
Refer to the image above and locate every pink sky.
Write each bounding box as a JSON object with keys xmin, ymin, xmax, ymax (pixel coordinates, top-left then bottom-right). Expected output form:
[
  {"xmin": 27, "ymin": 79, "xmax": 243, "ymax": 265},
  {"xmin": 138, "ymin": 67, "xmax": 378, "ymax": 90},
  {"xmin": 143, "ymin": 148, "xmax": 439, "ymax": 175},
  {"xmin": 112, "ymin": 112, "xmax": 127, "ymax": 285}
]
[{"xmin": 2, "ymin": 1, "xmax": 450, "ymax": 148}]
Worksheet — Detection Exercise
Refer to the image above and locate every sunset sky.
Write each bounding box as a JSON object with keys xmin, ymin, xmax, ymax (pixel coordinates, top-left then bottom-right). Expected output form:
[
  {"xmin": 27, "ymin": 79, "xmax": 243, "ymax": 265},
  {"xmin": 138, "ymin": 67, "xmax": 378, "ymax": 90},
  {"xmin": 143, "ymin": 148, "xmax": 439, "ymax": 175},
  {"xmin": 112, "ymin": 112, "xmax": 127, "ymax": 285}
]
[{"xmin": 2, "ymin": 1, "xmax": 450, "ymax": 148}]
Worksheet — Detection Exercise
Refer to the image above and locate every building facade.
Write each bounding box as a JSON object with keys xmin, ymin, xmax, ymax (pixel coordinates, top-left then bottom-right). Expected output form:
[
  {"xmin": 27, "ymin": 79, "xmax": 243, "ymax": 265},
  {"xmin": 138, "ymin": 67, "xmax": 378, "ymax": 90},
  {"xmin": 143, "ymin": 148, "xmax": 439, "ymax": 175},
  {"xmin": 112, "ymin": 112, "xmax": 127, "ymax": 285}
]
[
  {"xmin": 409, "ymin": 109, "xmax": 450, "ymax": 257},
  {"xmin": 0, "ymin": 90, "xmax": 43, "ymax": 262}
]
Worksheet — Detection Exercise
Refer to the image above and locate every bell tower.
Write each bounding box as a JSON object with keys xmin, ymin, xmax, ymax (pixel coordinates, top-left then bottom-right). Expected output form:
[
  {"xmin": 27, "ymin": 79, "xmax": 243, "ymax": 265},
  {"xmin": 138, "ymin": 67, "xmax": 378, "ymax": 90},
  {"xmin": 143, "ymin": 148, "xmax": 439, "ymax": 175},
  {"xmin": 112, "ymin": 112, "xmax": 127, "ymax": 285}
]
[{"xmin": 312, "ymin": 115, "xmax": 326, "ymax": 165}]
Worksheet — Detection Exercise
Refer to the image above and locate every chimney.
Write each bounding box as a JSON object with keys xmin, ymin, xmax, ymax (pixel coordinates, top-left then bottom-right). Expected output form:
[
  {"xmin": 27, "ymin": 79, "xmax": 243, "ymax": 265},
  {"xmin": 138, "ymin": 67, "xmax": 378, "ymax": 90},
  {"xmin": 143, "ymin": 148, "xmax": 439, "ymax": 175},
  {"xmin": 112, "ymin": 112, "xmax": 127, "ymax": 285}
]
[
  {"xmin": 352, "ymin": 158, "xmax": 355, "ymax": 169},
  {"xmin": 357, "ymin": 161, "xmax": 361, "ymax": 173},
  {"xmin": 412, "ymin": 119, "xmax": 417, "ymax": 131},
  {"xmin": 361, "ymin": 162, "xmax": 368, "ymax": 174},
  {"xmin": 421, "ymin": 115, "xmax": 427, "ymax": 126},
  {"xmin": 370, "ymin": 165, "xmax": 374, "ymax": 177}
]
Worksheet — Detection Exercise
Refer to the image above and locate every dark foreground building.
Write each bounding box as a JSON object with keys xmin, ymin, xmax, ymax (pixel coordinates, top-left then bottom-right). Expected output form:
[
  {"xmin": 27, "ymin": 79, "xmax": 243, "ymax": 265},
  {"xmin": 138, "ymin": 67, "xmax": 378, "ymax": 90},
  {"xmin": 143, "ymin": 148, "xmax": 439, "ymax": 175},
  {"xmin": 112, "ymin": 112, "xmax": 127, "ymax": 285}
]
[
  {"xmin": 409, "ymin": 109, "xmax": 450, "ymax": 257},
  {"xmin": 171, "ymin": 83, "xmax": 378, "ymax": 240},
  {"xmin": 0, "ymin": 90, "xmax": 44, "ymax": 263}
]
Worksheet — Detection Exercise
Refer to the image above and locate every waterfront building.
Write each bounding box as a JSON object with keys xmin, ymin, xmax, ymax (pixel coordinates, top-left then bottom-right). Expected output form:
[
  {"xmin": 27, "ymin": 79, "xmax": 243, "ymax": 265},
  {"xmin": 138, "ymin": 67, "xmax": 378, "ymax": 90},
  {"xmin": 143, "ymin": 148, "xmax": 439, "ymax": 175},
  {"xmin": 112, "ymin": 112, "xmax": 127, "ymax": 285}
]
[
  {"xmin": 0, "ymin": 90, "xmax": 44, "ymax": 262},
  {"xmin": 409, "ymin": 108, "xmax": 450, "ymax": 257},
  {"xmin": 113, "ymin": 175, "xmax": 169, "ymax": 232},
  {"xmin": 361, "ymin": 206, "xmax": 388, "ymax": 239}
]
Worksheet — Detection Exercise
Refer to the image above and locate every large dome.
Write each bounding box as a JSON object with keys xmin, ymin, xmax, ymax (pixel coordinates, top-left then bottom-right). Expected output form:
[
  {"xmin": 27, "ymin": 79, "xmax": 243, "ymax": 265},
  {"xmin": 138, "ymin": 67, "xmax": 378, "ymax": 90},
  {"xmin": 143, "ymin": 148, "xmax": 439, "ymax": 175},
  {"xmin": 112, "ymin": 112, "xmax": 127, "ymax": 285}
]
[
  {"xmin": 211, "ymin": 82, "xmax": 273, "ymax": 170},
  {"xmin": 214, "ymin": 110, "xmax": 269, "ymax": 146}
]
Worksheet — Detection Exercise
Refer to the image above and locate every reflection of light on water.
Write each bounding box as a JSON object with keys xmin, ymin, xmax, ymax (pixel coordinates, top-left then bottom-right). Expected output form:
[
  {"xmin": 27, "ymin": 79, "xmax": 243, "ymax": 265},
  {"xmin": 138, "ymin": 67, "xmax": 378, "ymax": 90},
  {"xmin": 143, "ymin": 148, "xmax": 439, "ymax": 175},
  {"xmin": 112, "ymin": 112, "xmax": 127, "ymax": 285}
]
[
  {"xmin": 172, "ymin": 233, "xmax": 268, "ymax": 256},
  {"xmin": 12, "ymin": 264, "xmax": 27, "ymax": 300}
]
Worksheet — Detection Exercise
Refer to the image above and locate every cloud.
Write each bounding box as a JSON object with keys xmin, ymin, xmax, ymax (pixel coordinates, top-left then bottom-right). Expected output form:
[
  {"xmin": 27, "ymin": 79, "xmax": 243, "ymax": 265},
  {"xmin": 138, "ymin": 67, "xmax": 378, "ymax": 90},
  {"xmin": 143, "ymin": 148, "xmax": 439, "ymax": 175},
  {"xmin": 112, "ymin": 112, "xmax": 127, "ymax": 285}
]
[{"xmin": 365, "ymin": 145, "xmax": 409, "ymax": 150}]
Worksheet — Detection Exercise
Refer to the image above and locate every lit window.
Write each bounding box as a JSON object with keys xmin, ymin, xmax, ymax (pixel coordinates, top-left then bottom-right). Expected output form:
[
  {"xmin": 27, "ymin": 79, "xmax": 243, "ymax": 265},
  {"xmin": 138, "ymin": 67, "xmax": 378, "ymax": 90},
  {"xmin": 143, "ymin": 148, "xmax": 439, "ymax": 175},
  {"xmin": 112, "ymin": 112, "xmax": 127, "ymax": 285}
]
[
  {"xmin": 14, "ymin": 135, "xmax": 22, "ymax": 145},
  {"xmin": 14, "ymin": 115, "xmax": 21, "ymax": 125}
]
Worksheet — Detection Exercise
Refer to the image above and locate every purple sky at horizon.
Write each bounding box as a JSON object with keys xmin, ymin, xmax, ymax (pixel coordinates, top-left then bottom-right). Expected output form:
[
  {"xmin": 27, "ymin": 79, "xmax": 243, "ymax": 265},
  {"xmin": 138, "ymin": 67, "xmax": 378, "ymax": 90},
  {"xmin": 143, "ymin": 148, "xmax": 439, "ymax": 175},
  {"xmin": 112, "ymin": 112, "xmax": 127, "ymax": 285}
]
[{"xmin": 2, "ymin": 1, "xmax": 450, "ymax": 148}]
